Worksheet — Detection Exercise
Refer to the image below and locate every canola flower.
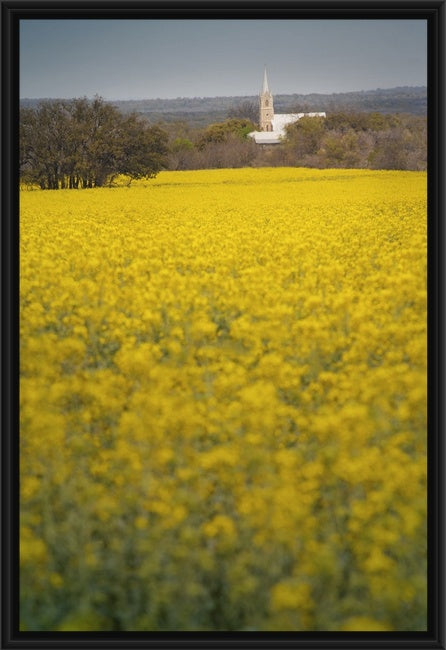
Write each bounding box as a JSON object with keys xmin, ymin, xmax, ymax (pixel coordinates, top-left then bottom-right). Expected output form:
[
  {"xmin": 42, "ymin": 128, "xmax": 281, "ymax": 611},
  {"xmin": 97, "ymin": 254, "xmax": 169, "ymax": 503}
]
[{"xmin": 20, "ymin": 167, "xmax": 427, "ymax": 631}]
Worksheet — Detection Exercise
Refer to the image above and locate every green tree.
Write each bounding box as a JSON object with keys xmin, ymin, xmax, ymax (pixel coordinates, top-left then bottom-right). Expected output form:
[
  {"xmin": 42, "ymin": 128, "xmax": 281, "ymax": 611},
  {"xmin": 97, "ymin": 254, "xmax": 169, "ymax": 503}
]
[
  {"xmin": 168, "ymin": 137, "xmax": 196, "ymax": 171},
  {"xmin": 20, "ymin": 97, "xmax": 169, "ymax": 189},
  {"xmin": 111, "ymin": 116, "xmax": 168, "ymax": 184},
  {"xmin": 285, "ymin": 116, "xmax": 325, "ymax": 158},
  {"xmin": 197, "ymin": 119, "xmax": 256, "ymax": 150},
  {"xmin": 20, "ymin": 100, "xmax": 72, "ymax": 189}
]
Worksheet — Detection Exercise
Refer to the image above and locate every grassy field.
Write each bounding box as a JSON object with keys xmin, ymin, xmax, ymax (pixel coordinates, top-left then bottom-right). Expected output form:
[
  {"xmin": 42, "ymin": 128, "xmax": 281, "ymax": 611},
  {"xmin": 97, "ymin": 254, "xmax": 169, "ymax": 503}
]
[{"xmin": 20, "ymin": 168, "xmax": 427, "ymax": 631}]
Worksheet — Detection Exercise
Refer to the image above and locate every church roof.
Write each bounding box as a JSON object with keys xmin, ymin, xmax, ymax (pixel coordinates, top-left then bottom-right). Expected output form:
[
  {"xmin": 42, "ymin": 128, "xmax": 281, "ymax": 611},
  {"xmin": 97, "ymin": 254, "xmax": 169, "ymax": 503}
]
[
  {"xmin": 248, "ymin": 111, "xmax": 327, "ymax": 145},
  {"xmin": 248, "ymin": 131, "xmax": 283, "ymax": 145},
  {"xmin": 272, "ymin": 113, "xmax": 303, "ymax": 136},
  {"xmin": 273, "ymin": 113, "xmax": 326, "ymax": 137}
]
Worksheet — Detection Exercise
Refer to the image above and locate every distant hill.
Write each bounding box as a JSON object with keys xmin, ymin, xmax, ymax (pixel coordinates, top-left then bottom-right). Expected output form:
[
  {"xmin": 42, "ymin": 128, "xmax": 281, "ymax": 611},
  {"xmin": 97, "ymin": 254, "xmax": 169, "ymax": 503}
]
[{"xmin": 21, "ymin": 86, "xmax": 426, "ymax": 128}]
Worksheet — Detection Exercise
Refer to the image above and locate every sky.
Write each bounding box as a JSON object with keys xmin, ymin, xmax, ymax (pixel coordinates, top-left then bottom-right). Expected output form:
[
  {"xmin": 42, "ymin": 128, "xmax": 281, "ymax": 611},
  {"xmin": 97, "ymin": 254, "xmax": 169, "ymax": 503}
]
[{"xmin": 20, "ymin": 19, "xmax": 427, "ymax": 100}]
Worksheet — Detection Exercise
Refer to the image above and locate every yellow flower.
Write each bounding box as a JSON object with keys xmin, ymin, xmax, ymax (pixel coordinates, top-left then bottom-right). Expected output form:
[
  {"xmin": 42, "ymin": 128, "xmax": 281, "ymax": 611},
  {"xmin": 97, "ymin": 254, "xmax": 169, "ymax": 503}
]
[{"xmin": 20, "ymin": 168, "xmax": 427, "ymax": 631}]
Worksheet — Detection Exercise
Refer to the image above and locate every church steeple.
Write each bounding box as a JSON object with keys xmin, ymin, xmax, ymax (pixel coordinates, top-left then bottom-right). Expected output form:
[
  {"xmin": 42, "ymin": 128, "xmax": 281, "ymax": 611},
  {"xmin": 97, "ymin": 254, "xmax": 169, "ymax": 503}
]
[
  {"xmin": 259, "ymin": 66, "xmax": 274, "ymax": 132},
  {"xmin": 262, "ymin": 66, "xmax": 270, "ymax": 93}
]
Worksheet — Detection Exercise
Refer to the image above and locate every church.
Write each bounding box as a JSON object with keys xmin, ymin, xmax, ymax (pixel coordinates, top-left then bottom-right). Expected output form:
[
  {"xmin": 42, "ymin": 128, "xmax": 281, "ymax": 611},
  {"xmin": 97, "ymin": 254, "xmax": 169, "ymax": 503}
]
[{"xmin": 248, "ymin": 67, "xmax": 326, "ymax": 145}]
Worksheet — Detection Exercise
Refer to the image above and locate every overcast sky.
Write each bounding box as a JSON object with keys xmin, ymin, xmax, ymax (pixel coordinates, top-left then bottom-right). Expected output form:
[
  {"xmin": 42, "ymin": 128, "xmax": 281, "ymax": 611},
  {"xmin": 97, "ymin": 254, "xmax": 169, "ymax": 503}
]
[{"xmin": 20, "ymin": 19, "xmax": 427, "ymax": 99}]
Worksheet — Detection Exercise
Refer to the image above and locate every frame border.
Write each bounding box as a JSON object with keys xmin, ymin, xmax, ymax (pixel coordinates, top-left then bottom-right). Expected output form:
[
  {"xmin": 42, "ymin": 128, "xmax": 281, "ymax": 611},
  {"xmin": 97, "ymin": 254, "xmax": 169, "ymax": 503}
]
[{"xmin": 2, "ymin": 2, "xmax": 445, "ymax": 648}]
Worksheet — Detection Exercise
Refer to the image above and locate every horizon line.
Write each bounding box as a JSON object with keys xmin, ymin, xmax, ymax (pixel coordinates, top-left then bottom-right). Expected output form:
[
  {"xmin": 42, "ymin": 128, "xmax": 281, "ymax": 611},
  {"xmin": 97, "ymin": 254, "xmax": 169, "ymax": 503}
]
[{"xmin": 20, "ymin": 84, "xmax": 427, "ymax": 103}]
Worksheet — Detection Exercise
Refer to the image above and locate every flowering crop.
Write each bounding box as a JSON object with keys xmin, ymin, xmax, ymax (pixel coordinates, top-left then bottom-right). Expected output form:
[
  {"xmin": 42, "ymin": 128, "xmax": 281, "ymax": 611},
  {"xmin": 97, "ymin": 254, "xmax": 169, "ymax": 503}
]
[{"xmin": 20, "ymin": 167, "xmax": 427, "ymax": 631}]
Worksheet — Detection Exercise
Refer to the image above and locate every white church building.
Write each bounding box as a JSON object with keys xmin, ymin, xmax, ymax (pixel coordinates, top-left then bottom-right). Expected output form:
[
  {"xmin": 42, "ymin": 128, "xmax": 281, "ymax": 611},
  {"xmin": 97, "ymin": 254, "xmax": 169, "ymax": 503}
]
[{"xmin": 248, "ymin": 68, "xmax": 326, "ymax": 145}]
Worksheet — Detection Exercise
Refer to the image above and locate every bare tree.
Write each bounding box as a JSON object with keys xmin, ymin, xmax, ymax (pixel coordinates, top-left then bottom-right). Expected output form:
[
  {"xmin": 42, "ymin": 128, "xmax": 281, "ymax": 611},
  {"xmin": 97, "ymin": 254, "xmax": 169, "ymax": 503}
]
[{"xmin": 226, "ymin": 101, "xmax": 258, "ymax": 125}]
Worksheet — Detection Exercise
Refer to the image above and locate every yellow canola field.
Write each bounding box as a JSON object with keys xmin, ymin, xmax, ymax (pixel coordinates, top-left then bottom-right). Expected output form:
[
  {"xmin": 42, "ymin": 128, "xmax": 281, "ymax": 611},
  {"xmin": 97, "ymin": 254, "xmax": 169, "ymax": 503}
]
[{"xmin": 20, "ymin": 168, "xmax": 427, "ymax": 631}]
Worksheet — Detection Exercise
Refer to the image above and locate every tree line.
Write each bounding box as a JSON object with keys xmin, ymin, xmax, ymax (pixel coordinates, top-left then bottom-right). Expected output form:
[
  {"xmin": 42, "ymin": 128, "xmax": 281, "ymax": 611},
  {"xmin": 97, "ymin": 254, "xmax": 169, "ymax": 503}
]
[
  {"xmin": 164, "ymin": 106, "xmax": 426, "ymax": 172},
  {"xmin": 20, "ymin": 97, "xmax": 427, "ymax": 189}
]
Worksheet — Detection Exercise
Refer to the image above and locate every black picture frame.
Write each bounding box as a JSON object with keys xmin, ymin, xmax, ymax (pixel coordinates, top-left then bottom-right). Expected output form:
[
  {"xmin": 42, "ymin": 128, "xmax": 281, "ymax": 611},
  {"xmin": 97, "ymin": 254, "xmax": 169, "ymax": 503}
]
[{"xmin": 2, "ymin": 1, "xmax": 445, "ymax": 648}]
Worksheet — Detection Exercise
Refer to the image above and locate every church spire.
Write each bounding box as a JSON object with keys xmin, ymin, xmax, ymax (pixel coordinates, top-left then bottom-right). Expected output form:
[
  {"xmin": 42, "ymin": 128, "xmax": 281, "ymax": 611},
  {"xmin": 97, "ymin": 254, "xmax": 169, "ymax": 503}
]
[
  {"xmin": 262, "ymin": 65, "xmax": 270, "ymax": 93},
  {"xmin": 259, "ymin": 66, "xmax": 274, "ymax": 132}
]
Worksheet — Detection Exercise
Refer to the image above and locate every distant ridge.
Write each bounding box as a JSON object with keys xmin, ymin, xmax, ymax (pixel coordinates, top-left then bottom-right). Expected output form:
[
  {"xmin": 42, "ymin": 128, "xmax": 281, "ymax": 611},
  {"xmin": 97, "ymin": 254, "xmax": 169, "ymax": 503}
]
[{"xmin": 21, "ymin": 86, "xmax": 427, "ymax": 127}]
